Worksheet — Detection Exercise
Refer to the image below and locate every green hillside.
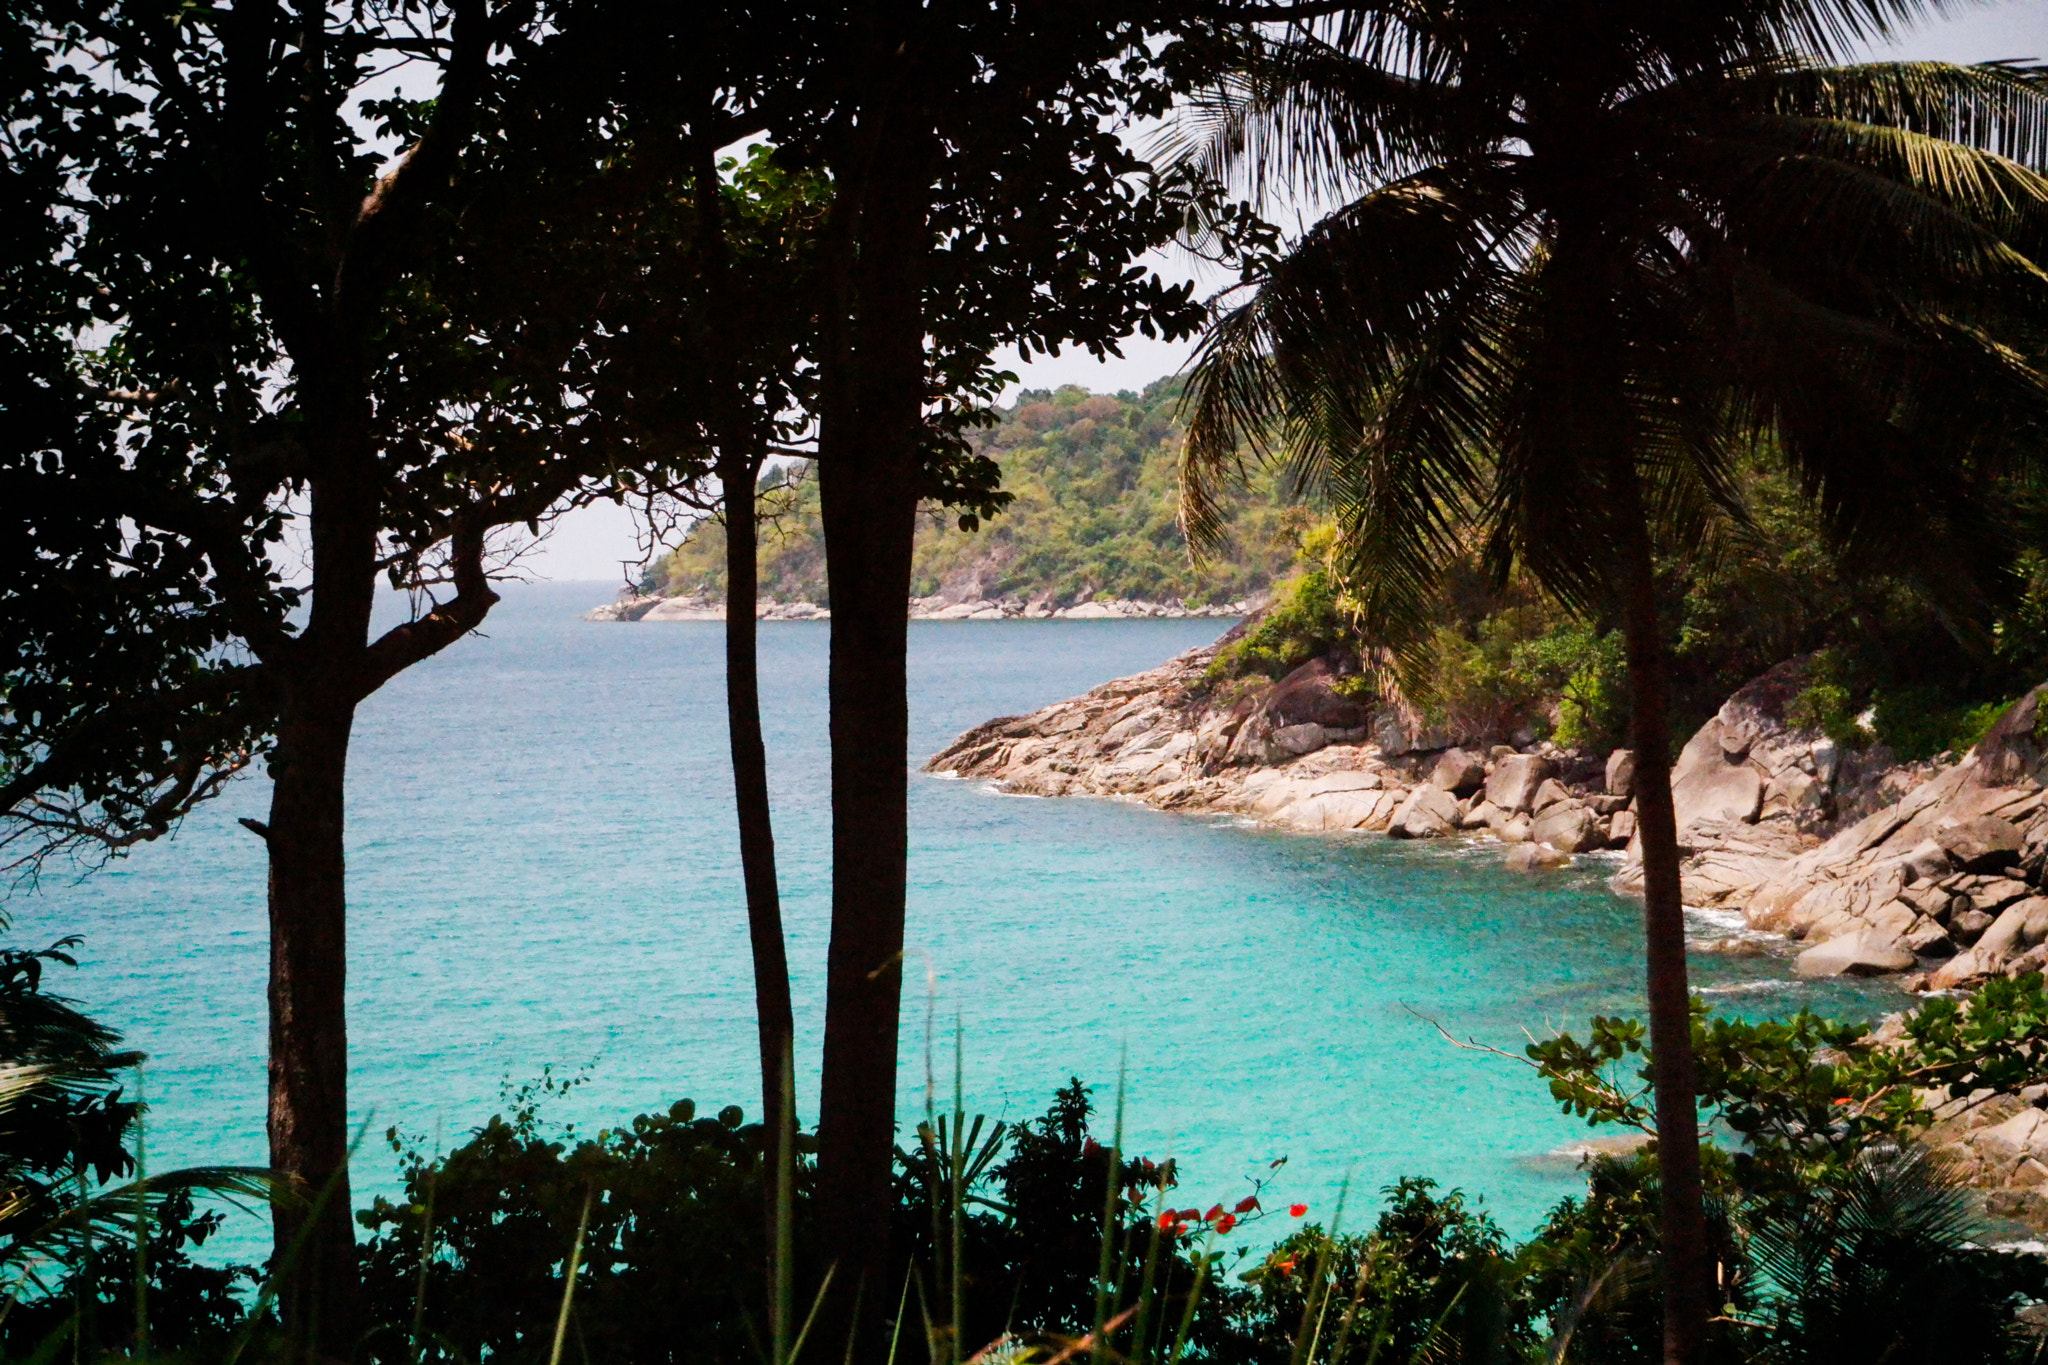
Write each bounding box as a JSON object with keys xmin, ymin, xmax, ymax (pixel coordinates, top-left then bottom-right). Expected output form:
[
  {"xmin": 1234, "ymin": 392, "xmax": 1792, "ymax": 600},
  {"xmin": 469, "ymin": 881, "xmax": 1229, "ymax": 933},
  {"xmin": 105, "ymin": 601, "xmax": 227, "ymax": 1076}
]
[{"xmin": 646, "ymin": 379, "xmax": 1296, "ymax": 607}]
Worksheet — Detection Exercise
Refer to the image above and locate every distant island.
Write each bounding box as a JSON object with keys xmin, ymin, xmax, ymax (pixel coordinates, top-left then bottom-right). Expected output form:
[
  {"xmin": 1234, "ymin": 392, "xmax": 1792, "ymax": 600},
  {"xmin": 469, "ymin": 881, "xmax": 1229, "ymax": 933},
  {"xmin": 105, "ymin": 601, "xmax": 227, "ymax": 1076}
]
[{"xmin": 587, "ymin": 379, "xmax": 1290, "ymax": 622}]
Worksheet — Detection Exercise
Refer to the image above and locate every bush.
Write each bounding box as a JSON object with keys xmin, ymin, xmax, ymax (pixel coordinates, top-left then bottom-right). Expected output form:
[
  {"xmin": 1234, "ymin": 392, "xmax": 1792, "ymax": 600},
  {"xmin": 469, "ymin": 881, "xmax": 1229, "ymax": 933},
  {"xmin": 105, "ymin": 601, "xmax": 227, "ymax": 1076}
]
[
  {"xmin": 356, "ymin": 1082, "xmax": 785, "ymax": 1365},
  {"xmin": 1208, "ymin": 557, "xmax": 1349, "ymax": 683}
]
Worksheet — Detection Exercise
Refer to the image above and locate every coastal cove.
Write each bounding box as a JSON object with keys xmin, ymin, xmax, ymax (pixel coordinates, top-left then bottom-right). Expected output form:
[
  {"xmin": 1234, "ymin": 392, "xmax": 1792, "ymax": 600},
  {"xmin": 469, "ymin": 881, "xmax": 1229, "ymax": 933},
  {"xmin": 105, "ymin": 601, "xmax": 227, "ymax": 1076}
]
[{"xmin": 16, "ymin": 584, "xmax": 1900, "ymax": 1260}]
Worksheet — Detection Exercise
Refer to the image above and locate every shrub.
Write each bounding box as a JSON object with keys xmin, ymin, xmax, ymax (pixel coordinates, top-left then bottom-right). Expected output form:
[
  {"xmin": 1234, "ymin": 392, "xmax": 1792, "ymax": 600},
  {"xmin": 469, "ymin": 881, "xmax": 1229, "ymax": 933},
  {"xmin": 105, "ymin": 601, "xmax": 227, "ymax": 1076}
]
[
  {"xmin": 1208, "ymin": 561, "xmax": 1349, "ymax": 683},
  {"xmin": 356, "ymin": 1087, "xmax": 784, "ymax": 1365}
]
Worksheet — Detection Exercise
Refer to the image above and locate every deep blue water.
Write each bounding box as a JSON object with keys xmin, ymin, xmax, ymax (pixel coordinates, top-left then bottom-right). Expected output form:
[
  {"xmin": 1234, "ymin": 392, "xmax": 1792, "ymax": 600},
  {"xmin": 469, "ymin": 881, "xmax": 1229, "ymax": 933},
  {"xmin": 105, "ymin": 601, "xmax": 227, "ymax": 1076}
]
[{"xmin": 16, "ymin": 582, "xmax": 1899, "ymax": 1259}]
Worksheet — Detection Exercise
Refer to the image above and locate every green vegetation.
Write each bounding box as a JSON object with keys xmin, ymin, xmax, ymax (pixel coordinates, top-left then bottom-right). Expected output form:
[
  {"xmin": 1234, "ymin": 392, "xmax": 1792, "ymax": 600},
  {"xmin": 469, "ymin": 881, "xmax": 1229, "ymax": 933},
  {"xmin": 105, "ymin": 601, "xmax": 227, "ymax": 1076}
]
[
  {"xmin": 1201, "ymin": 453, "xmax": 2048, "ymax": 760},
  {"xmin": 649, "ymin": 381, "xmax": 1297, "ymax": 608},
  {"xmin": 0, "ymin": 930, "xmax": 268, "ymax": 1358}
]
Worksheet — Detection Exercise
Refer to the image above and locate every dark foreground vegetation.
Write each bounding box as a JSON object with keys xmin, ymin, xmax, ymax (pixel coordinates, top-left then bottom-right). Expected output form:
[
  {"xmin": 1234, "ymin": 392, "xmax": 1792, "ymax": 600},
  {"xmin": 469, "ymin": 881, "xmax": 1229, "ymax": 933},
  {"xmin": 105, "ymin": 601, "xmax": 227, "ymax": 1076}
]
[{"xmin": 13, "ymin": 935, "xmax": 2048, "ymax": 1364}]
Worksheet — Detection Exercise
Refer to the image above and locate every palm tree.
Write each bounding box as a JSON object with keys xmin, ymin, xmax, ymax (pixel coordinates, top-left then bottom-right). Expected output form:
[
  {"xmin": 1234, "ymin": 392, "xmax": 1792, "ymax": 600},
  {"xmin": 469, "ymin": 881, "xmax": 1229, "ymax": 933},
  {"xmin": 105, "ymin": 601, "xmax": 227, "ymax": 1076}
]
[{"xmin": 1174, "ymin": 6, "xmax": 2048, "ymax": 1361}]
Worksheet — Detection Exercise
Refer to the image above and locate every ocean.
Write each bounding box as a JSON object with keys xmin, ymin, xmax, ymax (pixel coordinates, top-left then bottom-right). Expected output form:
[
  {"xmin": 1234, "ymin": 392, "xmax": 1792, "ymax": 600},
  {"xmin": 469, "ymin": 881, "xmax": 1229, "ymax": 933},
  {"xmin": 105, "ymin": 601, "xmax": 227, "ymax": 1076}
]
[{"xmin": 15, "ymin": 580, "xmax": 1900, "ymax": 1258}]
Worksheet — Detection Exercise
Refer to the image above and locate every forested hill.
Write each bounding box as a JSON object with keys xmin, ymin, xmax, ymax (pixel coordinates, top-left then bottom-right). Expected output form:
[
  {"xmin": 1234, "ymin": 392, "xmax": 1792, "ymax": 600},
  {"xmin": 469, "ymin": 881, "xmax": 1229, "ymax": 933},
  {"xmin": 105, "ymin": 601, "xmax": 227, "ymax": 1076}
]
[{"xmin": 645, "ymin": 379, "xmax": 1297, "ymax": 608}]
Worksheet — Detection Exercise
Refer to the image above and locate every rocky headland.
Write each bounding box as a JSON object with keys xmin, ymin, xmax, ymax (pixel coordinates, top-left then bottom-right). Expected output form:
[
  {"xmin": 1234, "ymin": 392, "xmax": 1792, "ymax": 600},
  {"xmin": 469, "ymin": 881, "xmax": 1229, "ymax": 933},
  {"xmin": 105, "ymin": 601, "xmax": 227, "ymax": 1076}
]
[
  {"xmin": 927, "ymin": 633, "xmax": 2048, "ymax": 991},
  {"xmin": 926, "ymin": 624, "xmax": 2048, "ymax": 1222}
]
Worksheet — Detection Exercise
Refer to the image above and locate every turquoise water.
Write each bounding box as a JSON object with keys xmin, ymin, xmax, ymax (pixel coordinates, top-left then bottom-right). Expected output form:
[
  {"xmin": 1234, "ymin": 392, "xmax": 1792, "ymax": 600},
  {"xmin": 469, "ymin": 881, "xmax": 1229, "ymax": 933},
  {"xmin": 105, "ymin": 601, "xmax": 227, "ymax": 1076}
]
[{"xmin": 16, "ymin": 582, "xmax": 1900, "ymax": 1258}]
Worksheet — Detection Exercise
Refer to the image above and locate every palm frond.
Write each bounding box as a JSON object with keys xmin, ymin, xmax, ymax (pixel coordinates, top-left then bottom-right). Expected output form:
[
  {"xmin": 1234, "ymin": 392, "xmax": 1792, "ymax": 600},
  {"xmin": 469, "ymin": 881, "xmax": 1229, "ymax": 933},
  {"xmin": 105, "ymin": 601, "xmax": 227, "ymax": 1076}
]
[
  {"xmin": 0, "ymin": 1166, "xmax": 280, "ymax": 1263},
  {"xmin": 1745, "ymin": 59, "xmax": 2048, "ymax": 169},
  {"xmin": 1160, "ymin": 28, "xmax": 1482, "ymax": 212},
  {"xmin": 1178, "ymin": 165, "xmax": 1512, "ymax": 562}
]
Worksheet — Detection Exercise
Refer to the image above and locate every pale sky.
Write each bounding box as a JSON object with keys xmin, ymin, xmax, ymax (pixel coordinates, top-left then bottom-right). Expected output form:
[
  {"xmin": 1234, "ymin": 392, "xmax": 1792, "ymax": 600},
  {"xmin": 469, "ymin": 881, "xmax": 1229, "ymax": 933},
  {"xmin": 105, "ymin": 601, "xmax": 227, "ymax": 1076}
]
[{"xmin": 535, "ymin": 0, "xmax": 2048, "ymax": 583}]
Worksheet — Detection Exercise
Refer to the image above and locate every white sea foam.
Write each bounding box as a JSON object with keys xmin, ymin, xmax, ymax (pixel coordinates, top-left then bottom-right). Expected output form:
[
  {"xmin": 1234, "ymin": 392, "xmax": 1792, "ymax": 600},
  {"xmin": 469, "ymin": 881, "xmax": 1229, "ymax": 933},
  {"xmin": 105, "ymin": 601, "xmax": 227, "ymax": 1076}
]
[
  {"xmin": 1686, "ymin": 905, "xmax": 1749, "ymax": 933},
  {"xmin": 1697, "ymin": 979, "xmax": 1794, "ymax": 997}
]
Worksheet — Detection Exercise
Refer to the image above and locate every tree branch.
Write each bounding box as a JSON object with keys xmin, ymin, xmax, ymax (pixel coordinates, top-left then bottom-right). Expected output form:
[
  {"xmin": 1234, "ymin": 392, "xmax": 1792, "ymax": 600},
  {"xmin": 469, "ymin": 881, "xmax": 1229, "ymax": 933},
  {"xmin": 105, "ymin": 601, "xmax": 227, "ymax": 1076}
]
[
  {"xmin": 355, "ymin": 522, "xmax": 497, "ymax": 697},
  {"xmin": 336, "ymin": 0, "xmax": 489, "ymax": 328}
]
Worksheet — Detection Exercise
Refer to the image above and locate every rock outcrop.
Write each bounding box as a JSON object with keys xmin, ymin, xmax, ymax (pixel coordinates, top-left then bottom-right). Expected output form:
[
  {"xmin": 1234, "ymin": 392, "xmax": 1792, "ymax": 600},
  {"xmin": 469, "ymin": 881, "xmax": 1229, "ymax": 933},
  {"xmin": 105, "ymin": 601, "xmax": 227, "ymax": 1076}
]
[
  {"xmin": 930, "ymin": 618, "xmax": 2048, "ymax": 998},
  {"xmin": 928, "ymin": 627, "xmax": 2048, "ymax": 1226},
  {"xmin": 1591, "ymin": 669, "xmax": 2048, "ymax": 989},
  {"xmin": 926, "ymin": 636, "xmax": 1630, "ymax": 862}
]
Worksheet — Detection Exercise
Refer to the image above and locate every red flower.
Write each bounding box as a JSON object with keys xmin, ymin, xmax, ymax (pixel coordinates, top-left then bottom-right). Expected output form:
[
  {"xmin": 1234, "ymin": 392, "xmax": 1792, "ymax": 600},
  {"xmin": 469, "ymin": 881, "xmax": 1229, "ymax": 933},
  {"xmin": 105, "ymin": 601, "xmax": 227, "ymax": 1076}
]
[
  {"xmin": 1234, "ymin": 1195, "xmax": 1260, "ymax": 1215},
  {"xmin": 1274, "ymin": 1258, "xmax": 1296, "ymax": 1276},
  {"xmin": 1157, "ymin": 1211, "xmax": 1177, "ymax": 1231},
  {"xmin": 1179, "ymin": 1208, "xmax": 1202, "ymax": 1222},
  {"xmin": 1203, "ymin": 1203, "xmax": 1225, "ymax": 1223},
  {"xmin": 1289, "ymin": 1203, "xmax": 1309, "ymax": 1218},
  {"xmin": 1083, "ymin": 1138, "xmax": 1102, "ymax": 1157},
  {"xmin": 1833, "ymin": 1097, "xmax": 1852, "ymax": 1106},
  {"xmin": 1213, "ymin": 1213, "xmax": 1237, "ymax": 1234}
]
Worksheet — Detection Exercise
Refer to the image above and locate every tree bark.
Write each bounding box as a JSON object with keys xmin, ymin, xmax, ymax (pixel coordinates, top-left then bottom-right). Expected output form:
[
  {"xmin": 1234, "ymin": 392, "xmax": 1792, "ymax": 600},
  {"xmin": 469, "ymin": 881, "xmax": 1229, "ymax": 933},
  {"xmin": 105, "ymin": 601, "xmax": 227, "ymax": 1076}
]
[
  {"xmin": 264, "ymin": 694, "xmax": 361, "ymax": 1361},
  {"xmin": 1610, "ymin": 466, "xmax": 1711, "ymax": 1365},
  {"xmin": 722, "ymin": 453, "xmax": 797, "ymax": 1171},
  {"xmin": 690, "ymin": 115, "xmax": 798, "ymax": 1161},
  {"xmin": 812, "ymin": 121, "xmax": 931, "ymax": 1361},
  {"xmin": 813, "ymin": 441, "xmax": 920, "ymax": 1363}
]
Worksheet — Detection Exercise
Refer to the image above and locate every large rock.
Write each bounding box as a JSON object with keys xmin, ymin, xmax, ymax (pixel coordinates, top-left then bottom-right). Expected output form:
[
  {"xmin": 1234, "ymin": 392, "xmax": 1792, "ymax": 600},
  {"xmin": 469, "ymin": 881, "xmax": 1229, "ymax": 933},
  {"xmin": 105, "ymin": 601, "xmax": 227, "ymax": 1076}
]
[
  {"xmin": 1671, "ymin": 749, "xmax": 1763, "ymax": 839},
  {"xmin": 1268, "ymin": 722, "xmax": 1329, "ymax": 759},
  {"xmin": 1971, "ymin": 895, "xmax": 2048, "ymax": 964},
  {"xmin": 1971, "ymin": 1107, "xmax": 2048, "ymax": 1182},
  {"xmin": 1901, "ymin": 839, "xmax": 1954, "ymax": 883},
  {"xmin": 1430, "ymin": 748, "xmax": 1487, "ymax": 795},
  {"xmin": 1371, "ymin": 706, "xmax": 1453, "ymax": 756},
  {"xmin": 1530, "ymin": 802, "xmax": 1604, "ymax": 854},
  {"xmin": 1931, "ymin": 896, "xmax": 2048, "ymax": 987},
  {"xmin": 1793, "ymin": 929, "xmax": 1915, "ymax": 978},
  {"xmin": 1903, "ymin": 919, "xmax": 1956, "ymax": 957},
  {"xmin": 1968, "ymin": 684, "xmax": 2048, "ymax": 787},
  {"xmin": 1262, "ymin": 658, "xmax": 1374, "ymax": 730},
  {"xmin": 1506, "ymin": 842, "xmax": 1572, "ymax": 872},
  {"xmin": 1935, "ymin": 815, "xmax": 2025, "ymax": 873},
  {"xmin": 1459, "ymin": 798, "xmax": 1500, "ymax": 830},
  {"xmin": 1606, "ymin": 749, "xmax": 1636, "ymax": 798},
  {"xmin": 1484, "ymin": 754, "xmax": 1555, "ymax": 814},
  {"xmin": 1261, "ymin": 776, "xmax": 1402, "ymax": 833},
  {"xmin": 1390, "ymin": 785, "xmax": 1462, "ymax": 839}
]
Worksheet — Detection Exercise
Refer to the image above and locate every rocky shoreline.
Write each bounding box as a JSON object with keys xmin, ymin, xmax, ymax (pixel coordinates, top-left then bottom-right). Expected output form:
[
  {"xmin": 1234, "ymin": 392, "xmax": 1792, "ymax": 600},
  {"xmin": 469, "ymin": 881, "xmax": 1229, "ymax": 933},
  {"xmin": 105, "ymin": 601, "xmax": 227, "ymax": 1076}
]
[
  {"xmin": 926, "ymin": 638, "xmax": 2048, "ymax": 993},
  {"xmin": 585, "ymin": 592, "xmax": 1256, "ymax": 623},
  {"xmin": 925, "ymin": 628, "xmax": 2048, "ymax": 1224}
]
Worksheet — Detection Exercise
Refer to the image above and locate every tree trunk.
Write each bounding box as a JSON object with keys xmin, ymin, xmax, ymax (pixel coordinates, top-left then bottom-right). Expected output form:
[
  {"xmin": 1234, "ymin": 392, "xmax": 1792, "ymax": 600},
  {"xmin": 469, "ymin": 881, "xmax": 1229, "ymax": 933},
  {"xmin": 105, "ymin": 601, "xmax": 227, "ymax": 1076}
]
[
  {"xmin": 689, "ymin": 108, "xmax": 798, "ymax": 1182},
  {"xmin": 264, "ymin": 695, "xmax": 361, "ymax": 1361},
  {"xmin": 1610, "ymin": 469, "xmax": 1711, "ymax": 1365},
  {"xmin": 812, "ymin": 159, "xmax": 929, "ymax": 1365},
  {"xmin": 722, "ymin": 450, "xmax": 797, "ymax": 1298},
  {"xmin": 813, "ymin": 444, "xmax": 919, "ymax": 1361}
]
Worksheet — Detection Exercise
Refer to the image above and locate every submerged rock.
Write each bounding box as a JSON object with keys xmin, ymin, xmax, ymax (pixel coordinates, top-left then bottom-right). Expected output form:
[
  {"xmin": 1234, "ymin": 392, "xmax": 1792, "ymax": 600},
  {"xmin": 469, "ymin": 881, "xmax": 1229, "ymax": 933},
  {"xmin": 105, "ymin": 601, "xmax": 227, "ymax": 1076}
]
[{"xmin": 1505, "ymin": 842, "xmax": 1572, "ymax": 872}]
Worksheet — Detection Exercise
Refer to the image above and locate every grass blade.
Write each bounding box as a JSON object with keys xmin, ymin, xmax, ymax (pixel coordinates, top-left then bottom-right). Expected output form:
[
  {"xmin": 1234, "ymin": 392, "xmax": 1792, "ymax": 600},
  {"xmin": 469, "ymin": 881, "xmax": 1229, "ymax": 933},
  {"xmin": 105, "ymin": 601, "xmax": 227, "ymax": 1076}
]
[{"xmin": 547, "ymin": 1188, "xmax": 593, "ymax": 1365}]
